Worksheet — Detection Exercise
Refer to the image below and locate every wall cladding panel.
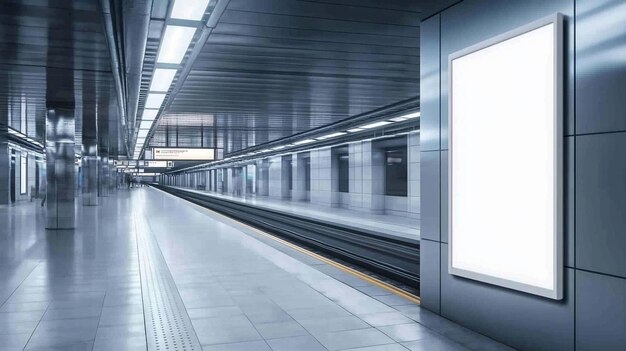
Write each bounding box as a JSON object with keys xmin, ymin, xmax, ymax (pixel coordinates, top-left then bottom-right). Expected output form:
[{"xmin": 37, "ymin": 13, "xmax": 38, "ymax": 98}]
[
  {"xmin": 420, "ymin": 239, "xmax": 441, "ymax": 314},
  {"xmin": 440, "ymin": 244, "xmax": 575, "ymax": 351},
  {"xmin": 576, "ymin": 132, "xmax": 626, "ymax": 278},
  {"xmin": 420, "ymin": 0, "xmax": 626, "ymax": 350},
  {"xmin": 576, "ymin": 270, "xmax": 626, "ymax": 351},
  {"xmin": 419, "ymin": 15, "xmax": 441, "ymax": 152},
  {"xmin": 420, "ymin": 151, "xmax": 440, "ymax": 242},
  {"xmin": 576, "ymin": 0, "xmax": 626, "ymax": 134}
]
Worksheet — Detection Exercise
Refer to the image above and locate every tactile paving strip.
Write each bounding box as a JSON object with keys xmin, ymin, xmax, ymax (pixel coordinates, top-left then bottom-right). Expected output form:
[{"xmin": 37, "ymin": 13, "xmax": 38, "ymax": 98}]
[{"xmin": 136, "ymin": 218, "xmax": 202, "ymax": 351}]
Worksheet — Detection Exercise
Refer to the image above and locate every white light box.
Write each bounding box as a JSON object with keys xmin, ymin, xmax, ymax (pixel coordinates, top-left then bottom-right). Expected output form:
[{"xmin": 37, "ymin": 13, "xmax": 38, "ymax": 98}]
[{"xmin": 448, "ymin": 14, "xmax": 563, "ymax": 300}]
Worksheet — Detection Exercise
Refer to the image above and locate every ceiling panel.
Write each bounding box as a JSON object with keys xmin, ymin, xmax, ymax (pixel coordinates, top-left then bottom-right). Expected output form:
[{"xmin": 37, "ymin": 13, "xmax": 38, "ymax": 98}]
[{"xmin": 149, "ymin": 0, "xmax": 457, "ymax": 154}]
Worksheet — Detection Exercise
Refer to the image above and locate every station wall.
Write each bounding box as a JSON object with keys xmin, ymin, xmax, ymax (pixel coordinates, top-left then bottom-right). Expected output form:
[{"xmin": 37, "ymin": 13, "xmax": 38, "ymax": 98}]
[
  {"xmin": 420, "ymin": 1, "xmax": 626, "ymax": 350},
  {"xmin": 164, "ymin": 132, "xmax": 420, "ymax": 221}
]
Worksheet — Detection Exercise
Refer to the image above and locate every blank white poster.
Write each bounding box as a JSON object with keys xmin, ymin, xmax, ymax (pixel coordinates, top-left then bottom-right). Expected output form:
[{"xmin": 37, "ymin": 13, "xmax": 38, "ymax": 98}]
[{"xmin": 449, "ymin": 15, "xmax": 563, "ymax": 299}]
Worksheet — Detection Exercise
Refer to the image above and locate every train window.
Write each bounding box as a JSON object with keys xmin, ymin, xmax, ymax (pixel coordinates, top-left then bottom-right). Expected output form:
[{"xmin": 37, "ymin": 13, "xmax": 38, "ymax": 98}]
[{"xmin": 385, "ymin": 147, "xmax": 407, "ymax": 197}]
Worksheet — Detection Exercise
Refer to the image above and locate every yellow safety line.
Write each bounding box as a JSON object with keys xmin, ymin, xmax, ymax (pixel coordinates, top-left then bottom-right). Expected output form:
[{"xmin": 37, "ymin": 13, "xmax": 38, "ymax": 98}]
[{"xmin": 153, "ymin": 187, "xmax": 421, "ymax": 305}]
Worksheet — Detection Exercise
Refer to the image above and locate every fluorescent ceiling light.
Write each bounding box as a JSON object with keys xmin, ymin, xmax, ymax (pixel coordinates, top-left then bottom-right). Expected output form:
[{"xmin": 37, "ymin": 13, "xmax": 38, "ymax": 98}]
[
  {"xmin": 142, "ymin": 109, "xmax": 159, "ymax": 121},
  {"xmin": 140, "ymin": 122, "xmax": 153, "ymax": 131},
  {"xmin": 271, "ymin": 145, "xmax": 287, "ymax": 151},
  {"xmin": 389, "ymin": 111, "xmax": 421, "ymax": 122},
  {"xmin": 260, "ymin": 149, "xmax": 272, "ymax": 153},
  {"xmin": 403, "ymin": 111, "xmax": 421, "ymax": 119},
  {"xmin": 150, "ymin": 69, "xmax": 177, "ymax": 92},
  {"xmin": 294, "ymin": 139, "xmax": 316, "ymax": 145},
  {"xmin": 316, "ymin": 132, "xmax": 346, "ymax": 140},
  {"xmin": 389, "ymin": 116, "xmax": 408, "ymax": 122},
  {"xmin": 157, "ymin": 25, "xmax": 196, "ymax": 64},
  {"xmin": 347, "ymin": 127, "xmax": 365, "ymax": 133},
  {"xmin": 360, "ymin": 121, "xmax": 392, "ymax": 129},
  {"xmin": 145, "ymin": 94, "xmax": 167, "ymax": 109},
  {"xmin": 170, "ymin": 0, "xmax": 211, "ymax": 21}
]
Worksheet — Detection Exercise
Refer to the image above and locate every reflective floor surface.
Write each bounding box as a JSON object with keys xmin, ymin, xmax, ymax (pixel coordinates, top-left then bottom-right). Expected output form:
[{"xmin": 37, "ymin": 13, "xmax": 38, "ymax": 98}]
[{"xmin": 0, "ymin": 189, "xmax": 514, "ymax": 351}]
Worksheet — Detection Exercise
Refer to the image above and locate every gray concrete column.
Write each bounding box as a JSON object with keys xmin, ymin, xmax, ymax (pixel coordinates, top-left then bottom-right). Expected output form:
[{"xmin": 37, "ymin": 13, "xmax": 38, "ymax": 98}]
[
  {"xmin": 268, "ymin": 156, "xmax": 283, "ymax": 199},
  {"xmin": 81, "ymin": 143, "xmax": 98, "ymax": 206},
  {"xmin": 99, "ymin": 155, "xmax": 109, "ymax": 197},
  {"xmin": 310, "ymin": 148, "xmax": 337, "ymax": 206},
  {"xmin": 363, "ymin": 141, "xmax": 385, "ymax": 214},
  {"xmin": 0, "ymin": 115, "xmax": 9, "ymax": 205},
  {"xmin": 108, "ymin": 159, "xmax": 115, "ymax": 193},
  {"xmin": 407, "ymin": 132, "xmax": 420, "ymax": 219},
  {"xmin": 255, "ymin": 159, "xmax": 269, "ymax": 196},
  {"xmin": 292, "ymin": 153, "xmax": 307, "ymax": 201},
  {"xmin": 46, "ymin": 108, "xmax": 76, "ymax": 229}
]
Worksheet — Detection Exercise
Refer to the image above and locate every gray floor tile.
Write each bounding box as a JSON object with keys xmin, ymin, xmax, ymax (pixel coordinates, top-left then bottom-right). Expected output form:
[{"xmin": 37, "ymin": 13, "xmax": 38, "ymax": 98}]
[
  {"xmin": 25, "ymin": 318, "xmax": 99, "ymax": 348},
  {"xmin": 24, "ymin": 341, "xmax": 94, "ymax": 351},
  {"xmin": 255, "ymin": 320, "xmax": 309, "ymax": 339},
  {"xmin": 343, "ymin": 344, "xmax": 410, "ymax": 351},
  {"xmin": 378, "ymin": 323, "xmax": 433, "ymax": 343},
  {"xmin": 312, "ymin": 328, "xmax": 395, "ymax": 350},
  {"xmin": 403, "ymin": 337, "xmax": 470, "ymax": 351},
  {"xmin": 0, "ymin": 333, "xmax": 31, "ymax": 351},
  {"xmin": 193, "ymin": 315, "xmax": 262, "ymax": 345},
  {"xmin": 299, "ymin": 316, "xmax": 370, "ymax": 333},
  {"xmin": 0, "ymin": 302, "xmax": 48, "ymax": 313},
  {"xmin": 93, "ymin": 336, "xmax": 147, "ymax": 351},
  {"xmin": 359, "ymin": 312, "xmax": 414, "ymax": 327},
  {"xmin": 288, "ymin": 306, "xmax": 351, "ymax": 321},
  {"xmin": 188, "ymin": 306, "xmax": 244, "ymax": 320},
  {"xmin": 202, "ymin": 340, "xmax": 272, "ymax": 351},
  {"xmin": 0, "ymin": 320, "xmax": 39, "ymax": 335},
  {"xmin": 42, "ymin": 307, "xmax": 102, "ymax": 320},
  {"xmin": 266, "ymin": 335, "xmax": 328, "ymax": 351}
]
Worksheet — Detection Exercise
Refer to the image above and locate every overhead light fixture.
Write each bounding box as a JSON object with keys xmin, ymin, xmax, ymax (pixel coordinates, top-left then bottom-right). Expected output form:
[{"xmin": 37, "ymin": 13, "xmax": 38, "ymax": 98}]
[
  {"xmin": 150, "ymin": 69, "xmax": 178, "ymax": 92},
  {"xmin": 145, "ymin": 93, "xmax": 167, "ymax": 109},
  {"xmin": 294, "ymin": 139, "xmax": 316, "ymax": 145},
  {"xmin": 170, "ymin": 0, "xmax": 211, "ymax": 21},
  {"xmin": 316, "ymin": 132, "xmax": 346, "ymax": 140},
  {"xmin": 157, "ymin": 25, "xmax": 196, "ymax": 64},
  {"xmin": 360, "ymin": 120, "xmax": 392, "ymax": 129},
  {"xmin": 140, "ymin": 121, "xmax": 153, "ymax": 130},
  {"xmin": 347, "ymin": 127, "xmax": 365, "ymax": 133},
  {"xmin": 271, "ymin": 145, "xmax": 287, "ymax": 151},
  {"xmin": 142, "ymin": 109, "xmax": 159, "ymax": 121},
  {"xmin": 403, "ymin": 111, "xmax": 421, "ymax": 119},
  {"xmin": 389, "ymin": 111, "xmax": 421, "ymax": 122}
]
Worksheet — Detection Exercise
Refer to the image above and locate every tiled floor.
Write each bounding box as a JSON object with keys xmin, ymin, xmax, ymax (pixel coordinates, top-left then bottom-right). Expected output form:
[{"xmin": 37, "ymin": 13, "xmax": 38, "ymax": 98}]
[
  {"xmin": 170, "ymin": 186, "xmax": 419, "ymax": 240},
  {"xmin": 0, "ymin": 189, "xmax": 515, "ymax": 351}
]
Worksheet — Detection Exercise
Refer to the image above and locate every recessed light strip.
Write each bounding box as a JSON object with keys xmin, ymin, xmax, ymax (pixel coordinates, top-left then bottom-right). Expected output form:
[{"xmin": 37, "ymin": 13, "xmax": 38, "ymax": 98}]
[{"xmin": 135, "ymin": 0, "xmax": 213, "ymax": 160}]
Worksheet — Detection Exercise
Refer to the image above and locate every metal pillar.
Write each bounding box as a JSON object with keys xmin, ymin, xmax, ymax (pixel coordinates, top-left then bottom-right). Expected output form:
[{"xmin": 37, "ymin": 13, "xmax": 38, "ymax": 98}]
[
  {"xmin": 99, "ymin": 155, "xmax": 109, "ymax": 197},
  {"xmin": 0, "ymin": 107, "xmax": 9, "ymax": 205},
  {"xmin": 82, "ymin": 142, "xmax": 98, "ymax": 206},
  {"xmin": 81, "ymin": 69, "xmax": 98, "ymax": 206},
  {"xmin": 46, "ymin": 108, "xmax": 76, "ymax": 229}
]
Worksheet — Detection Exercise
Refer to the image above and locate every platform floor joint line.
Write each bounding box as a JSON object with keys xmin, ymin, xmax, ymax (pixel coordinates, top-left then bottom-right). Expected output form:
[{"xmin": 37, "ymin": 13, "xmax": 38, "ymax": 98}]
[{"xmin": 136, "ymin": 215, "xmax": 202, "ymax": 351}]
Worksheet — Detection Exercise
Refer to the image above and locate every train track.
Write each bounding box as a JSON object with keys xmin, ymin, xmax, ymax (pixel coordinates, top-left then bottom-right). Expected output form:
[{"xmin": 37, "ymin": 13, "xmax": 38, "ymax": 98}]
[{"xmin": 153, "ymin": 185, "xmax": 420, "ymax": 292}]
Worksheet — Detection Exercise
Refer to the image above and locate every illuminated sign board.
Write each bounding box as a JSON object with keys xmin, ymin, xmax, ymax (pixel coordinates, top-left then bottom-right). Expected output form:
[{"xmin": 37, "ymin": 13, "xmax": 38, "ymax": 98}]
[
  {"xmin": 448, "ymin": 14, "xmax": 563, "ymax": 299},
  {"xmin": 153, "ymin": 148, "xmax": 215, "ymax": 160},
  {"xmin": 142, "ymin": 161, "xmax": 169, "ymax": 168}
]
